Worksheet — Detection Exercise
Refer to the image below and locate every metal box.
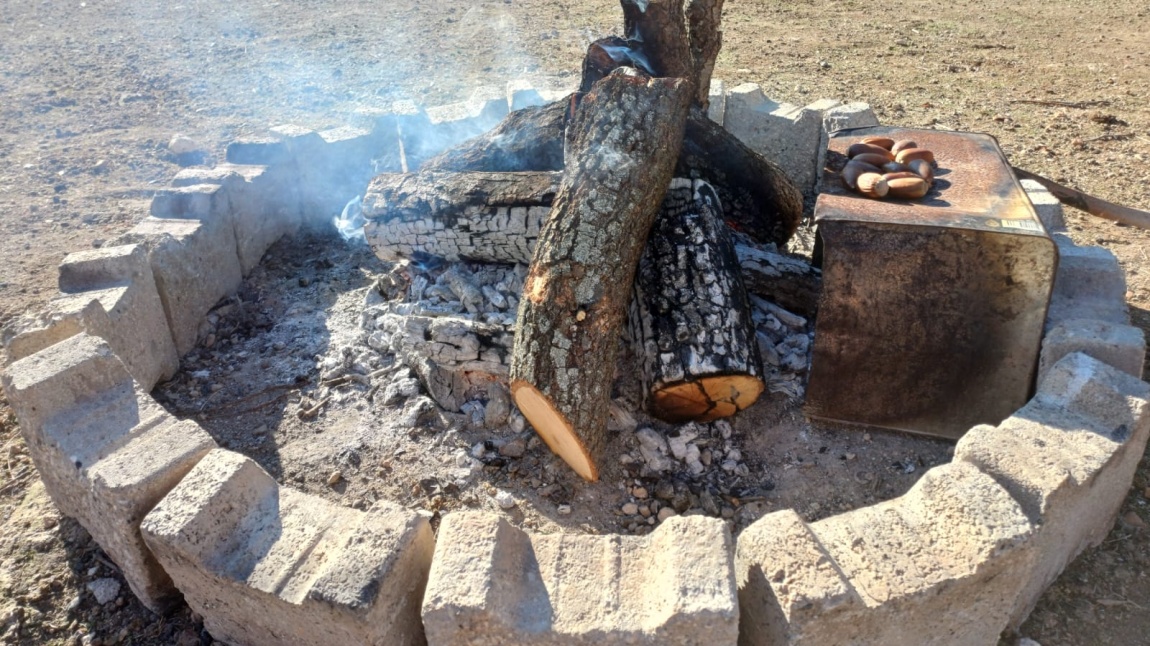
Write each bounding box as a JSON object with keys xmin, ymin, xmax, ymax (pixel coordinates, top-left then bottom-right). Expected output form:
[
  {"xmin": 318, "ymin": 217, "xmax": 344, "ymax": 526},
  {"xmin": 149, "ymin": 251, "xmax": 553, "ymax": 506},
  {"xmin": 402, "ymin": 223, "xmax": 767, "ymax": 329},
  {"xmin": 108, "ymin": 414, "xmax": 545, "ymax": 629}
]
[{"xmin": 805, "ymin": 127, "xmax": 1057, "ymax": 439}]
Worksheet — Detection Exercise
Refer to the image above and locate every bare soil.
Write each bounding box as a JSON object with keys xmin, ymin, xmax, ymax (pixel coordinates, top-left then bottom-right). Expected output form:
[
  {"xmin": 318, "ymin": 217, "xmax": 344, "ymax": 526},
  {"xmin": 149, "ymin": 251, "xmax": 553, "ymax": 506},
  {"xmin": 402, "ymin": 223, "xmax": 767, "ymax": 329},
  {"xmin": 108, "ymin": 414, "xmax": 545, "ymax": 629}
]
[{"xmin": 2, "ymin": 1, "xmax": 1149, "ymax": 645}]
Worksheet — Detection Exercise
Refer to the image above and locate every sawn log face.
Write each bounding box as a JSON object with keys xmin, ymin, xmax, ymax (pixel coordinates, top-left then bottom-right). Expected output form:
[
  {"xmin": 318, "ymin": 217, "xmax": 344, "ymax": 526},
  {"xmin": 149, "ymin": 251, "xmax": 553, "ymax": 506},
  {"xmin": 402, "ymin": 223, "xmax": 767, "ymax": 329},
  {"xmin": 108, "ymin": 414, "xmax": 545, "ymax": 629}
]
[{"xmin": 509, "ymin": 69, "xmax": 693, "ymax": 481}]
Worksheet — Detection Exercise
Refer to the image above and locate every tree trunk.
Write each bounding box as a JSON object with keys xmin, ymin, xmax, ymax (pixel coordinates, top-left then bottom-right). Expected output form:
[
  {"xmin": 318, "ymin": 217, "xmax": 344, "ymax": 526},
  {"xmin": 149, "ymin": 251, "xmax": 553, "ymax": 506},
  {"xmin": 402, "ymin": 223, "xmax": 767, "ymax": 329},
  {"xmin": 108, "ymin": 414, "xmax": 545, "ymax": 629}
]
[
  {"xmin": 686, "ymin": 0, "xmax": 725, "ymax": 108},
  {"xmin": 421, "ymin": 101, "xmax": 569, "ymax": 173},
  {"xmin": 631, "ymin": 179, "xmax": 764, "ymax": 422},
  {"xmin": 362, "ymin": 171, "xmax": 561, "ymax": 265},
  {"xmin": 510, "ymin": 69, "xmax": 692, "ymax": 482},
  {"xmin": 735, "ymin": 244, "xmax": 822, "ymax": 318}
]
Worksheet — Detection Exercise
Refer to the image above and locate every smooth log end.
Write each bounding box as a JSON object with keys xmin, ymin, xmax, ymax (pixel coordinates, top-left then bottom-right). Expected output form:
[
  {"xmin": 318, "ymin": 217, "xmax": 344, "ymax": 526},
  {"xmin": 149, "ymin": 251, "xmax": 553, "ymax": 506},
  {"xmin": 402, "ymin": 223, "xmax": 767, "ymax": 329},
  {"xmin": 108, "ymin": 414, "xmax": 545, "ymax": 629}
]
[
  {"xmin": 511, "ymin": 380, "xmax": 600, "ymax": 482},
  {"xmin": 651, "ymin": 374, "xmax": 765, "ymax": 423}
]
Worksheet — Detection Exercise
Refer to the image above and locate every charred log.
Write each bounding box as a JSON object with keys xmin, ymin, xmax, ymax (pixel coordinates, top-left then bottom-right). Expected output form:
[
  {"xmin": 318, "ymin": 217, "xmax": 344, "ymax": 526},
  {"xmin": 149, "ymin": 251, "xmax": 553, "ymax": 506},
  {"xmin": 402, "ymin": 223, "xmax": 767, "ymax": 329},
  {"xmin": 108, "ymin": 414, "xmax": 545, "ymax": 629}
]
[
  {"xmin": 631, "ymin": 179, "xmax": 764, "ymax": 422},
  {"xmin": 362, "ymin": 171, "xmax": 561, "ymax": 265},
  {"xmin": 510, "ymin": 69, "xmax": 693, "ymax": 482},
  {"xmin": 421, "ymin": 101, "xmax": 569, "ymax": 173},
  {"xmin": 686, "ymin": 0, "xmax": 725, "ymax": 108},
  {"xmin": 736, "ymin": 245, "xmax": 822, "ymax": 318}
]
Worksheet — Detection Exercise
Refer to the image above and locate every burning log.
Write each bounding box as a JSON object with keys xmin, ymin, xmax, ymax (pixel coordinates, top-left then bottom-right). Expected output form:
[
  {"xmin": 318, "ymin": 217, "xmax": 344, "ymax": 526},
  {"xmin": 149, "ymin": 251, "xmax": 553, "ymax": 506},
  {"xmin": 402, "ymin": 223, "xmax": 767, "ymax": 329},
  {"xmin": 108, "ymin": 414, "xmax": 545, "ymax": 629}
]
[
  {"xmin": 735, "ymin": 244, "xmax": 822, "ymax": 318},
  {"xmin": 421, "ymin": 101, "xmax": 568, "ymax": 173},
  {"xmin": 631, "ymin": 179, "xmax": 764, "ymax": 422},
  {"xmin": 509, "ymin": 68, "xmax": 693, "ymax": 482},
  {"xmin": 362, "ymin": 171, "xmax": 561, "ymax": 265}
]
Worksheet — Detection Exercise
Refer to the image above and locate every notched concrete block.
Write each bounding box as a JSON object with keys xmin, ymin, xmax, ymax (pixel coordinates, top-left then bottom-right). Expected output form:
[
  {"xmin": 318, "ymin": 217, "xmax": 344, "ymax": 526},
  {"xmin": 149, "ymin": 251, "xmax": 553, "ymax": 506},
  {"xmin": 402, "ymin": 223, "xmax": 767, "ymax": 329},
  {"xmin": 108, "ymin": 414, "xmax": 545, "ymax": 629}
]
[
  {"xmin": 423, "ymin": 512, "xmax": 738, "ymax": 645},
  {"xmin": 737, "ymin": 462, "xmax": 1034, "ymax": 645},
  {"xmin": 1040, "ymin": 318, "xmax": 1145, "ymax": 381},
  {"xmin": 0, "ymin": 333, "xmax": 215, "ymax": 610},
  {"xmin": 724, "ymin": 83, "xmax": 824, "ymax": 193},
  {"xmin": 956, "ymin": 352, "xmax": 1150, "ymax": 630},
  {"xmin": 141, "ymin": 449, "xmax": 433, "ymax": 646},
  {"xmin": 5, "ymin": 245, "xmax": 178, "ymax": 390},
  {"xmin": 114, "ymin": 205, "xmax": 243, "ymax": 355}
]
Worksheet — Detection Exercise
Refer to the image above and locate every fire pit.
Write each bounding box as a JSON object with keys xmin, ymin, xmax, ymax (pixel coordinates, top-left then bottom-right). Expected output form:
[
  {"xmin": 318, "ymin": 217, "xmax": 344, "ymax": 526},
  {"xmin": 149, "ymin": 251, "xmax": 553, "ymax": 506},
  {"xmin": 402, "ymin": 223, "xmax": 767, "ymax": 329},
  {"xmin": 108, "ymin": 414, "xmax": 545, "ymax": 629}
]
[{"xmin": 1, "ymin": 0, "xmax": 1147, "ymax": 643}]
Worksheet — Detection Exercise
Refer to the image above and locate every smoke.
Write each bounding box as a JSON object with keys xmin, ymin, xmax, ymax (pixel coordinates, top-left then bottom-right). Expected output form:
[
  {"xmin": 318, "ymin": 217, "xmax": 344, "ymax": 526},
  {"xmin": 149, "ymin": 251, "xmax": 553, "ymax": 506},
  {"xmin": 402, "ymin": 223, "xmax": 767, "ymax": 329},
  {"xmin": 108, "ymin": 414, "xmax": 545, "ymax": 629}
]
[{"xmin": 333, "ymin": 195, "xmax": 365, "ymax": 243}]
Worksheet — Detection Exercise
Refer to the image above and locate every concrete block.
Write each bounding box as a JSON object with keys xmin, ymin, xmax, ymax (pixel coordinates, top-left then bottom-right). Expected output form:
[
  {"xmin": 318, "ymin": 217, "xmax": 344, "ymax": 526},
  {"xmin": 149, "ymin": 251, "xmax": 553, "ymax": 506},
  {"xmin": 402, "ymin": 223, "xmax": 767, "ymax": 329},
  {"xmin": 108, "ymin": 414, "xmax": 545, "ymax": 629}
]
[
  {"xmin": 0, "ymin": 333, "xmax": 216, "ymax": 610},
  {"xmin": 955, "ymin": 352, "xmax": 1150, "ymax": 630},
  {"xmin": 737, "ymin": 461, "xmax": 1035, "ymax": 645},
  {"xmin": 724, "ymin": 83, "xmax": 824, "ymax": 193},
  {"xmin": 507, "ymin": 79, "xmax": 546, "ymax": 111},
  {"xmin": 736, "ymin": 509, "xmax": 860, "ymax": 646},
  {"xmin": 140, "ymin": 449, "xmax": 433, "ymax": 646},
  {"xmin": 708, "ymin": 79, "xmax": 726, "ymax": 126},
  {"xmin": 292, "ymin": 126, "xmax": 380, "ymax": 226},
  {"xmin": 4, "ymin": 245, "xmax": 178, "ymax": 390},
  {"xmin": 391, "ymin": 99, "xmax": 436, "ymax": 171},
  {"xmin": 423, "ymin": 512, "xmax": 738, "ymax": 645},
  {"xmin": 226, "ymin": 136, "xmax": 291, "ymax": 166},
  {"xmin": 114, "ymin": 210, "xmax": 243, "ymax": 355},
  {"xmin": 815, "ymin": 101, "xmax": 880, "ymax": 188},
  {"xmin": 1020, "ymin": 179, "xmax": 1066, "ymax": 232},
  {"xmin": 422, "ymin": 96, "xmax": 510, "ymax": 164},
  {"xmin": 171, "ymin": 164, "xmax": 301, "ymax": 272},
  {"xmin": 1040, "ymin": 318, "xmax": 1146, "ymax": 381},
  {"xmin": 1046, "ymin": 237, "xmax": 1128, "ymax": 327}
]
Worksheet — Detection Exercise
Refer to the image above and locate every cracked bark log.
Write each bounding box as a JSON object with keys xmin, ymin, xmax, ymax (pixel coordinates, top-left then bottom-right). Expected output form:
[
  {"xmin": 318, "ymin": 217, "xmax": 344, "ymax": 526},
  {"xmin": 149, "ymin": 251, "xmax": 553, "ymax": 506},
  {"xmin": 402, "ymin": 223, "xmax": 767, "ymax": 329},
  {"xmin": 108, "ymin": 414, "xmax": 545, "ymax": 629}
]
[
  {"xmin": 421, "ymin": 101, "xmax": 569, "ymax": 173},
  {"xmin": 362, "ymin": 171, "xmax": 561, "ymax": 265},
  {"xmin": 509, "ymin": 69, "xmax": 692, "ymax": 482},
  {"xmin": 735, "ymin": 245, "xmax": 822, "ymax": 318},
  {"xmin": 632, "ymin": 179, "xmax": 764, "ymax": 422}
]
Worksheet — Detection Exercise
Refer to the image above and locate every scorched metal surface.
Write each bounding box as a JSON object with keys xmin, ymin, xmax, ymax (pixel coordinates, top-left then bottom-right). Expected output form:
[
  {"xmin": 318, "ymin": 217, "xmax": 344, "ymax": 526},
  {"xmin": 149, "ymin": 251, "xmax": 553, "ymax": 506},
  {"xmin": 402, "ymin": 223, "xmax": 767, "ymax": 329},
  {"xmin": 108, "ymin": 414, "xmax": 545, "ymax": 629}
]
[{"xmin": 805, "ymin": 126, "xmax": 1057, "ymax": 440}]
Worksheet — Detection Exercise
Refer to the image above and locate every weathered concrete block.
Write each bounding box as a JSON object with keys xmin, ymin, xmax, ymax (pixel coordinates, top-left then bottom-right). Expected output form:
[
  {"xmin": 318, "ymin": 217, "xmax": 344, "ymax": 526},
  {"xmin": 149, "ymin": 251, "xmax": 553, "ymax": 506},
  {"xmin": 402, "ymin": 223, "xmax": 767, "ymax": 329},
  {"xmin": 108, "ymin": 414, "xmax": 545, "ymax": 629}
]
[
  {"xmin": 422, "ymin": 96, "xmax": 510, "ymax": 163},
  {"xmin": 821, "ymin": 101, "xmax": 880, "ymax": 135},
  {"xmin": 0, "ymin": 333, "xmax": 215, "ymax": 610},
  {"xmin": 1046, "ymin": 236, "xmax": 1128, "ymax": 327},
  {"xmin": 423, "ymin": 512, "xmax": 738, "ymax": 645},
  {"xmin": 955, "ymin": 352, "xmax": 1150, "ymax": 630},
  {"xmin": 708, "ymin": 79, "xmax": 726, "ymax": 126},
  {"xmin": 737, "ymin": 461, "xmax": 1035, "ymax": 645},
  {"xmin": 114, "ymin": 190, "xmax": 244, "ymax": 355},
  {"xmin": 172, "ymin": 164, "xmax": 301, "ymax": 272},
  {"xmin": 507, "ymin": 79, "xmax": 545, "ymax": 111},
  {"xmin": 736, "ymin": 509, "xmax": 860, "ymax": 646},
  {"xmin": 724, "ymin": 84, "xmax": 824, "ymax": 193},
  {"xmin": 4, "ymin": 245, "xmax": 178, "ymax": 390},
  {"xmin": 287, "ymin": 126, "xmax": 380, "ymax": 226},
  {"xmin": 1040, "ymin": 318, "xmax": 1146, "ymax": 381},
  {"xmin": 226, "ymin": 136, "xmax": 291, "ymax": 166},
  {"xmin": 141, "ymin": 449, "xmax": 433, "ymax": 646},
  {"xmin": 1020, "ymin": 179, "xmax": 1066, "ymax": 232}
]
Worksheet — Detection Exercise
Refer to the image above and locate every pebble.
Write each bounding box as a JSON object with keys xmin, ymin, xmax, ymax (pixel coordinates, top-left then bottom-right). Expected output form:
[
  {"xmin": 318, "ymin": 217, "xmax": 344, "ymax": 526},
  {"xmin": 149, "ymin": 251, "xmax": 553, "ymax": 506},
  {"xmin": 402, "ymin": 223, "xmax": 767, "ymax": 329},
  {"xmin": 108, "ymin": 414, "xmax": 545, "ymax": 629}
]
[
  {"xmin": 167, "ymin": 134, "xmax": 205, "ymax": 155},
  {"xmin": 471, "ymin": 442, "xmax": 486, "ymax": 459},
  {"xmin": 1122, "ymin": 511, "xmax": 1148, "ymax": 531},
  {"xmin": 632, "ymin": 486, "xmax": 649, "ymax": 500},
  {"xmin": 657, "ymin": 507, "xmax": 677, "ymax": 522},
  {"xmin": 618, "ymin": 502, "xmax": 637, "ymax": 515},
  {"xmin": 557, "ymin": 504, "xmax": 572, "ymax": 515},
  {"xmin": 495, "ymin": 490, "xmax": 516, "ymax": 509},
  {"xmin": 1143, "ymin": 486, "xmax": 1150, "ymax": 500},
  {"xmin": 638, "ymin": 505, "xmax": 651, "ymax": 518},
  {"xmin": 86, "ymin": 578, "xmax": 120, "ymax": 605},
  {"xmin": 327, "ymin": 471, "xmax": 343, "ymax": 486},
  {"xmin": 499, "ymin": 437, "xmax": 527, "ymax": 458}
]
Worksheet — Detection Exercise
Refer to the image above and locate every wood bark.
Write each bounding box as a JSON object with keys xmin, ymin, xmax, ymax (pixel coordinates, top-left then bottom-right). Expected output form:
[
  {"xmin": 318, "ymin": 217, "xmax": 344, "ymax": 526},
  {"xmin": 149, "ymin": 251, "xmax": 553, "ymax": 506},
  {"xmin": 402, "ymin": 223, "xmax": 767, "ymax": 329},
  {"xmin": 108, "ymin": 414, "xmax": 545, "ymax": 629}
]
[
  {"xmin": 735, "ymin": 244, "xmax": 822, "ymax": 318},
  {"xmin": 361, "ymin": 171, "xmax": 561, "ymax": 265},
  {"xmin": 631, "ymin": 179, "xmax": 764, "ymax": 422},
  {"xmin": 509, "ymin": 69, "xmax": 692, "ymax": 482},
  {"xmin": 421, "ymin": 101, "xmax": 568, "ymax": 173},
  {"xmin": 686, "ymin": 0, "xmax": 725, "ymax": 108}
]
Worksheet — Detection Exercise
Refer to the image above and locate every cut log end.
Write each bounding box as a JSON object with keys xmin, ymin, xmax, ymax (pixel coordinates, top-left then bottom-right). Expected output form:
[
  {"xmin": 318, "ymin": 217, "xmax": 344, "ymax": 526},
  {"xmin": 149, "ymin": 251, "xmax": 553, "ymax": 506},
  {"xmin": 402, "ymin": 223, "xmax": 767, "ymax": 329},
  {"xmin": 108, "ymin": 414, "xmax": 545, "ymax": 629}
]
[
  {"xmin": 651, "ymin": 374, "xmax": 764, "ymax": 423},
  {"xmin": 511, "ymin": 381, "xmax": 600, "ymax": 482}
]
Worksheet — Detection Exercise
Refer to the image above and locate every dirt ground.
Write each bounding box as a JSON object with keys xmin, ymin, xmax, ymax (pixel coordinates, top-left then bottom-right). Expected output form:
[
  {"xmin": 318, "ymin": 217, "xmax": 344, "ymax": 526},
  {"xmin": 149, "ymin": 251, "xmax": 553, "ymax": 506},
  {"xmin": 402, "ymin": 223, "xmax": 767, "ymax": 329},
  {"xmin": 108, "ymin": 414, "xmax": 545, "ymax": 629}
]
[{"xmin": 2, "ymin": 1, "xmax": 1149, "ymax": 645}]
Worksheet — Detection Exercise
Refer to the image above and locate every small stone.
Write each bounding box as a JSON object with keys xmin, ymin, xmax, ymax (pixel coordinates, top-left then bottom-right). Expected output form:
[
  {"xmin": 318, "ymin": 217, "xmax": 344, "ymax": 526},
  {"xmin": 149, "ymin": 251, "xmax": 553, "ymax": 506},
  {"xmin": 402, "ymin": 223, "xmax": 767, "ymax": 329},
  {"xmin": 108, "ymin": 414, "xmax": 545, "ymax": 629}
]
[
  {"xmin": 499, "ymin": 437, "xmax": 527, "ymax": 458},
  {"xmin": 327, "ymin": 471, "xmax": 343, "ymax": 486},
  {"xmin": 86, "ymin": 578, "xmax": 120, "ymax": 605},
  {"xmin": 494, "ymin": 490, "xmax": 516, "ymax": 509},
  {"xmin": 621, "ymin": 502, "xmax": 639, "ymax": 515},
  {"xmin": 557, "ymin": 504, "xmax": 572, "ymax": 515},
  {"xmin": 1122, "ymin": 511, "xmax": 1148, "ymax": 531},
  {"xmin": 845, "ymin": 452, "xmax": 857, "ymax": 461},
  {"xmin": 638, "ymin": 505, "xmax": 652, "ymax": 518},
  {"xmin": 471, "ymin": 442, "xmax": 486, "ymax": 459},
  {"xmin": 1143, "ymin": 486, "xmax": 1150, "ymax": 500},
  {"xmin": 167, "ymin": 134, "xmax": 205, "ymax": 155},
  {"xmin": 632, "ymin": 486, "xmax": 649, "ymax": 500},
  {"xmin": 721, "ymin": 460, "xmax": 738, "ymax": 473},
  {"xmin": 657, "ymin": 507, "xmax": 677, "ymax": 522}
]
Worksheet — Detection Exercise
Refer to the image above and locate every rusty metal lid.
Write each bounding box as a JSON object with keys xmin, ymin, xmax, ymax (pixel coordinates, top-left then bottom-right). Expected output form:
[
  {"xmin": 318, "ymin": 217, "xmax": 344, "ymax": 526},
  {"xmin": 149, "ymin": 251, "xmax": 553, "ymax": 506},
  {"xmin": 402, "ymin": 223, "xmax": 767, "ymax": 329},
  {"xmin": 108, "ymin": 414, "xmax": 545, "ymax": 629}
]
[{"xmin": 817, "ymin": 126, "xmax": 1046, "ymax": 236}]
